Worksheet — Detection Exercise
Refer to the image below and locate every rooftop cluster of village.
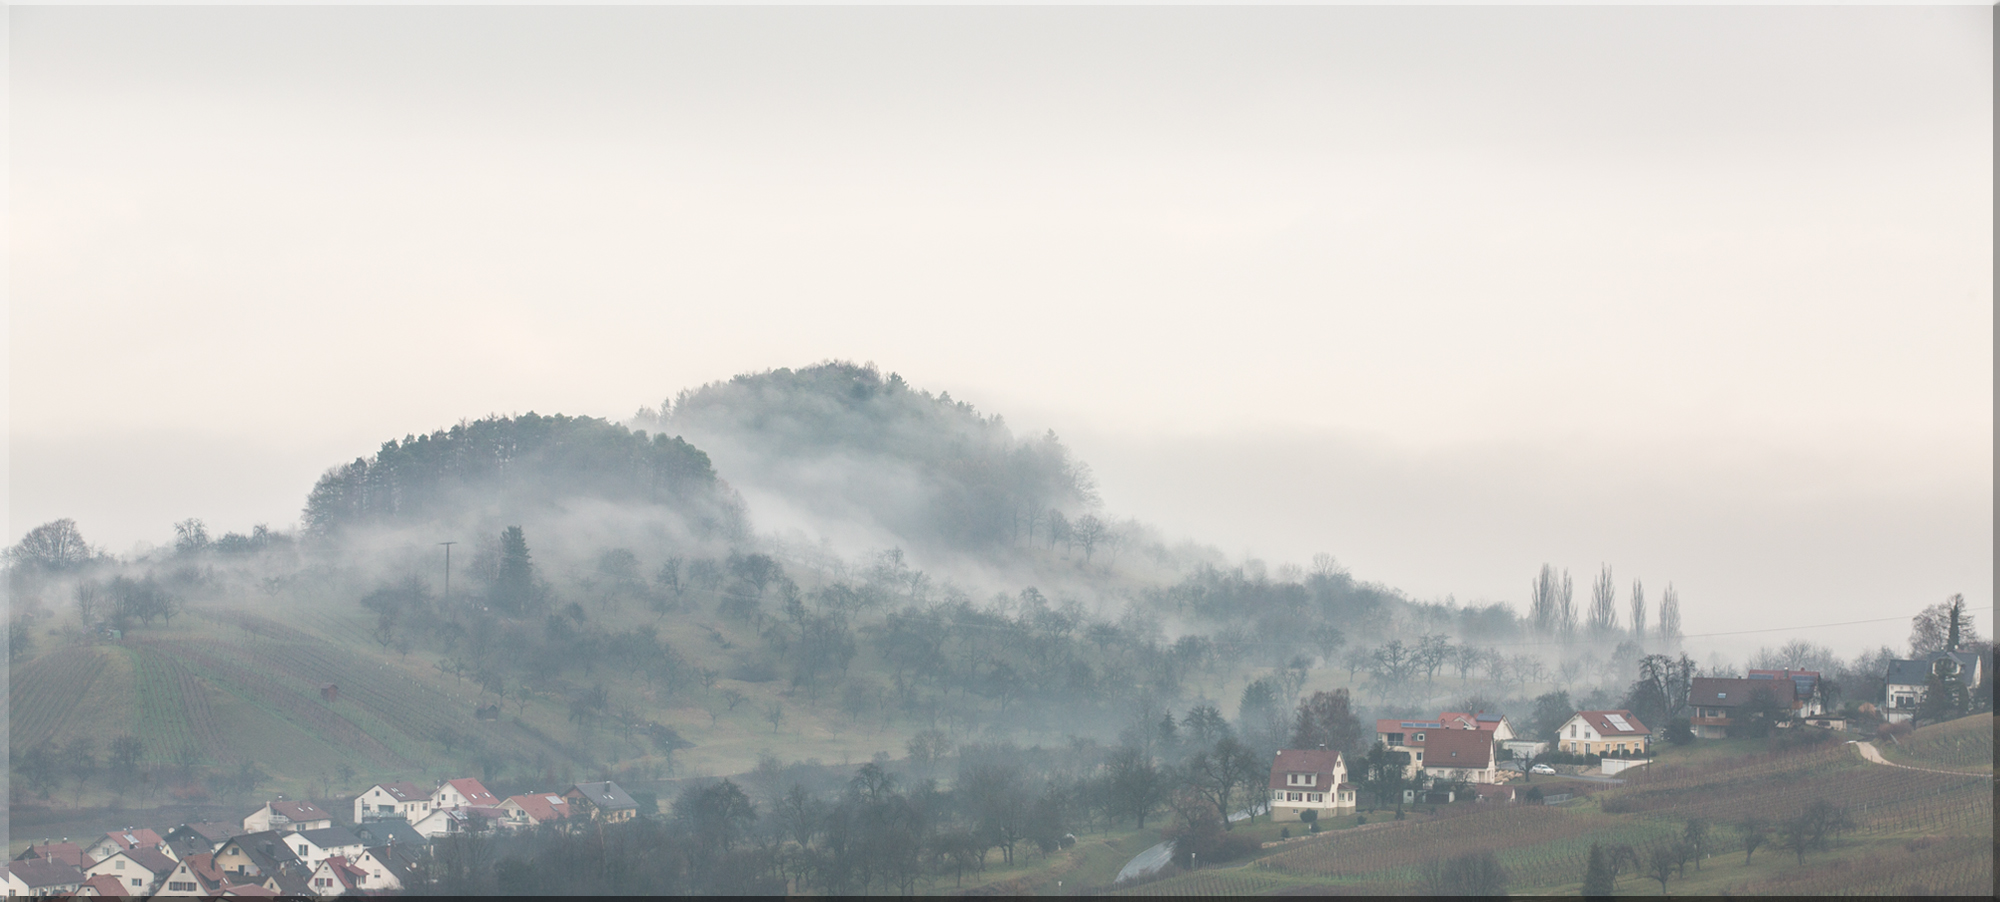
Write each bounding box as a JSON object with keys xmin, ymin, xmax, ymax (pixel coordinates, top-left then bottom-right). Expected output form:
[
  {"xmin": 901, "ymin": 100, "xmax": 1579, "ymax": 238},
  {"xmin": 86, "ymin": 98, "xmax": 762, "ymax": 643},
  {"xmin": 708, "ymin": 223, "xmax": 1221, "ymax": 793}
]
[
  {"xmin": 6, "ymin": 776, "xmax": 637, "ymax": 898},
  {"xmin": 1263, "ymin": 651, "xmax": 1990, "ymax": 821}
]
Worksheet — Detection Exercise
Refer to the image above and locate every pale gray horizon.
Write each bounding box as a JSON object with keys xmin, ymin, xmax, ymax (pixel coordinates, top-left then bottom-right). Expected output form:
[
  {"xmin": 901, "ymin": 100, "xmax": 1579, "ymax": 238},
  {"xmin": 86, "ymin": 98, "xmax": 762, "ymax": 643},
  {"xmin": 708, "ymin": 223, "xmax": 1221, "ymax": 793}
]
[{"xmin": 10, "ymin": 5, "xmax": 1992, "ymax": 661}]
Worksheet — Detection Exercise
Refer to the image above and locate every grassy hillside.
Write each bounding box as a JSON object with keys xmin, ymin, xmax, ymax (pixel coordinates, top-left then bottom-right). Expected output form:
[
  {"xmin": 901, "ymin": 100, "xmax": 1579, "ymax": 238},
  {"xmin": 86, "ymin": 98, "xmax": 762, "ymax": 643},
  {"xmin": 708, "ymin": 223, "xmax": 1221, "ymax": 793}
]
[
  {"xmin": 1111, "ymin": 738, "xmax": 1992, "ymax": 896},
  {"xmin": 1880, "ymin": 714, "xmax": 1994, "ymax": 773}
]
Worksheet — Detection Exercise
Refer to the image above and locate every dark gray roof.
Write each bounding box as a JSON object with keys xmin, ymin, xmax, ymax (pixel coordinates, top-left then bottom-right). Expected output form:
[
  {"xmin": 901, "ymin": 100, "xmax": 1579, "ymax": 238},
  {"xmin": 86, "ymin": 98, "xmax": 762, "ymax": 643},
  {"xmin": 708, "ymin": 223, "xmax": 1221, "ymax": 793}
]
[
  {"xmin": 225, "ymin": 830, "xmax": 303, "ymax": 875},
  {"xmin": 1886, "ymin": 659, "xmax": 1935, "ymax": 687},
  {"xmin": 569, "ymin": 780, "xmax": 639, "ymax": 810},
  {"xmin": 354, "ymin": 820, "xmax": 428, "ymax": 848},
  {"xmin": 1689, "ymin": 677, "xmax": 1793, "ymax": 708},
  {"xmin": 295, "ymin": 826, "xmax": 364, "ymax": 848},
  {"xmin": 364, "ymin": 844, "xmax": 426, "ymax": 883},
  {"xmin": 8, "ymin": 859, "xmax": 85, "ymax": 889}
]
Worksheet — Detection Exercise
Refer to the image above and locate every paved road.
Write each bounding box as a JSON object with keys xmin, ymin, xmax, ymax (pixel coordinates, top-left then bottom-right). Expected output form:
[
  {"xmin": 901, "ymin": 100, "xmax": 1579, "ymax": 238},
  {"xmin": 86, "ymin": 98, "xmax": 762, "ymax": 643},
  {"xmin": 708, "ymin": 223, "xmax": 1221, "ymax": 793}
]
[
  {"xmin": 1114, "ymin": 808, "xmax": 1255, "ymax": 884},
  {"xmin": 1850, "ymin": 740, "xmax": 1994, "ymax": 779}
]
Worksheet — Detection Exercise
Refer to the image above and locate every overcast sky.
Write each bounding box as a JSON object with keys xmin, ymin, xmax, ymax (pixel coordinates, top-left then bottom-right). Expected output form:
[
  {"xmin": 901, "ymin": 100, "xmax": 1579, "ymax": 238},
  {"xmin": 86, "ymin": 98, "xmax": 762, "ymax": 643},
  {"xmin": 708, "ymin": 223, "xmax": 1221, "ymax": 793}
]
[{"xmin": 10, "ymin": 5, "xmax": 1991, "ymax": 658}]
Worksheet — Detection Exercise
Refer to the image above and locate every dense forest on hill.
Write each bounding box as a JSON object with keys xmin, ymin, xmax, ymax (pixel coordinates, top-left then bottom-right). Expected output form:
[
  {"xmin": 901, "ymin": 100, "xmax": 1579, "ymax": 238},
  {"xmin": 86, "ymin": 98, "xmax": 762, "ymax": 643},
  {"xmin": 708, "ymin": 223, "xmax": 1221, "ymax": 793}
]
[
  {"xmin": 632, "ymin": 362, "xmax": 1097, "ymax": 554},
  {"xmin": 301, "ymin": 413, "xmax": 746, "ymax": 544}
]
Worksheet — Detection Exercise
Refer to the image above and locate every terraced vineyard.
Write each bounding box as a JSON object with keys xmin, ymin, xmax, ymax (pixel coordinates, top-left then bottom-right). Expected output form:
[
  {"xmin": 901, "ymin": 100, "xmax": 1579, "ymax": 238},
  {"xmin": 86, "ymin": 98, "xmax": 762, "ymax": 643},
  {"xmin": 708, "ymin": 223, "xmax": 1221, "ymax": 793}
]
[
  {"xmin": 1882, "ymin": 714, "xmax": 1994, "ymax": 772},
  {"xmin": 128, "ymin": 645, "xmax": 224, "ymax": 765},
  {"xmin": 8, "ymin": 647, "xmax": 111, "ymax": 749}
]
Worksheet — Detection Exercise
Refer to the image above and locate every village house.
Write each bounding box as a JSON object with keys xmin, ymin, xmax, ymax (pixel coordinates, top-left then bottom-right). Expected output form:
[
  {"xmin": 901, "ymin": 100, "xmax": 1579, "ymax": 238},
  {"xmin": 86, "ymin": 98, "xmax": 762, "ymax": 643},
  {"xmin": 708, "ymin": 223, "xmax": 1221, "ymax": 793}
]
[
  {"xmin": 1375, "ymin": 718, "xmax": 1443, "ymax": 777},
  {"xmin": 305, "ymin": 856, "xmax": 373, "ymax": 896},
  {"xmin": 564, "ymin": 781, "xmax": 641, "ymax": 824},
  {"xmin": 82, "ymin": 846, "xmax": 178, "ymax": 896},
  {"xmin": 242, "ymin": 799, "xmax": 334, "ymax": 834},
  {"xmin": 1554, "ymin": 710, "xmax": 1653, "ymax": 753},
  {"xmin": 352, "ymin": 845, "xmax": 425, "ymax": 894},
  {"xmin": 81, "ymin": 829, "xmax": 170, "ymax": 865},
  {"xmin": 352, "ymin": 818, "xmax": 428, "ymax": 851},
  {"xmin": 354, "ymin": 782, "xmax": 433, "ymax": 822},
  {"xmin": 1883, "ymin": 651, "xmax": 1984, "ymax": 724},
  {"xmin": 6, "ymin": 859, "xmax": 86, "ymax": 898},
  {"xmin": 1266, "ymin": 748, "xmax": 1358, "ymax": 821},
  {"xmin": 1746, "ymin": 668, "xmax": 1827, "ymax": 716},
  {"xmin": 282, "ymin": 827, "xmax": 366, "ymax": 871},
  {"xmin": 153, "ymin": 852, "xmax": 232, "ymax": 897},
  {"xmin": 163, "ymin": 824, "xmax": 238, "ymax": 860},
  {"xmin": 11, "ymin": 843, "xmax": 94, "ymax": 871},
  {"xmin": 1420, "ymin": 726, "xmax": 1500, "ymax": 784},
  {"xmin": 1688, "ymin": 678, "xmax": 1796, "ymax": 738},
  {"xmin": 1375, "ymin": 711, "xmax": 1511, "ymax": 779},
  {"xmin": 411, "ymin": 805, "xmax": 506, "ymax": 839},
  {"xmin": 72, "ymin": 873, "xmax": 132, "ymax": 897},
  {"xmin": 501, "ymin": 793, "xmax": 574, "ymax": 831},
  {"xmin": 1438, "ymin": 711, "xmax": 1516, "ymax": 742},
  {"xmin": 430, "ymin": 777, "xmax": 500, "ymax": 810},
  {"xmin": 212, "ymin": 831, "xmax": 303, "ymax": 883}
]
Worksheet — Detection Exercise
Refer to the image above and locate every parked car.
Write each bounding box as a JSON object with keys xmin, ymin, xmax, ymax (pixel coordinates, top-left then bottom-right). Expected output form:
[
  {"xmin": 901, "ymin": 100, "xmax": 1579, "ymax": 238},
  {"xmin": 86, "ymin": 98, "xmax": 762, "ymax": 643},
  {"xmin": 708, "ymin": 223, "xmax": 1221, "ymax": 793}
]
[{"xmin": 1530, "ymin": 763, "xmax": 1557, "ymax": 775}]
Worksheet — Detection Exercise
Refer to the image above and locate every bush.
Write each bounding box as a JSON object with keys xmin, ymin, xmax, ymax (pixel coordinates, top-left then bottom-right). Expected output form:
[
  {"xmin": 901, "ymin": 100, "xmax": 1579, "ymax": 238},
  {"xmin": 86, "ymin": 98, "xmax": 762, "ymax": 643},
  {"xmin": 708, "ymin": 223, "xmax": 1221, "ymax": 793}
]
[{"xmin": 1280, "ymin": 827, "xmax": 1291, "ymax": 839}]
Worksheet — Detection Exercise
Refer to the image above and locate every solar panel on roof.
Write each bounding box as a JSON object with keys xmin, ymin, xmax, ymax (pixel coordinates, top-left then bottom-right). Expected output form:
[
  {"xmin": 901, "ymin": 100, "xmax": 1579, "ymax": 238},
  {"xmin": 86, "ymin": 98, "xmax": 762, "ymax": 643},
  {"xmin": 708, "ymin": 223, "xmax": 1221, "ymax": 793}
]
[{"xmin": 1604, "ymin": 714, "xmax": 1633, "ymax": 732}]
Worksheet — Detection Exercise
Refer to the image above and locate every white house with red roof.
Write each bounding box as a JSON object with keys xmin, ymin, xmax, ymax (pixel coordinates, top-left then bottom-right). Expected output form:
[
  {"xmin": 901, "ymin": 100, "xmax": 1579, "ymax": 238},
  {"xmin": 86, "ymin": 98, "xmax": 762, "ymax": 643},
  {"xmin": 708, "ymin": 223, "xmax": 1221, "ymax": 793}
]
[
  {"xmin": 243, "ymin": 799, "xmax": 334, "ymax": 834},
  {"xmin": 71, "ymin": 873, "xmax": 130, "ymax": 897},
  {"xmin": 1266, "ymin": 748, "xmax": 1357, "ymax": 821},
  {"xmin": 83, "ymin": 846, "xmax": 178, "ymax": 896},
  {"xmin": 355, "ymin": 782, "xmax": 433, "ymax": 822},
  {"xmin": 305, "ymin": 856, "xmax": 372, "ymax": 896},
  {"xmin": 501, "ymin": 793, "xmax": 574, "ymax": 830},
  {"xmin": 82, "ymin": 829, "xmax": 170, "ymax": 865},
  {"xmin": 1419, "ymin": 727, "xmax": 1499, "ymax": 784},
  {"xmin": 431, "ymin": 777, "xmax": 499, "ymax": 809}
]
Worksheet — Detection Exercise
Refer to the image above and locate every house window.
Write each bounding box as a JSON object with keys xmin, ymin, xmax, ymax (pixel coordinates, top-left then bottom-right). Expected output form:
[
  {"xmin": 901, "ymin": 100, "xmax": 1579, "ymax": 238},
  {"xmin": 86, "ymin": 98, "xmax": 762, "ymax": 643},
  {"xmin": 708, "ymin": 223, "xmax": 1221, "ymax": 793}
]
[
  {"xmin": 1415, "ymin": 752, "xmax": 1422, "ymax": 761},
  {"xmin": 1570, "ymin": 725, "xmax": 1578, "ymax": 737},
  {"xmin": 117, "ymin": 860, "xmax": 126, "ymax": 870}
]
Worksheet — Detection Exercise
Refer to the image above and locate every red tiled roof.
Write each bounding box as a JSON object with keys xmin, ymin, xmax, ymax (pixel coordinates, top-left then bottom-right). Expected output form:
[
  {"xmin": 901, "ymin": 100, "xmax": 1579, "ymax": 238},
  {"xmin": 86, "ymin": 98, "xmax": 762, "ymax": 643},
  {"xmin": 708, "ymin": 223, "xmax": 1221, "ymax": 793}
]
[
  {"xmin": 20, "ymin": 843, "xmax": 93, "ymax": 869},
  {"xmin": 504, "ymin": 793, "xmax": 573, "ymax": 823},
  {"xmin": 1267, "ymin": 748, "xmax": 1344, "ymax": 791},
  {"xmin": 121, "ymin": 846, "xmax": 180, "ymax": 876},
  {"xmin": 272, "ymin": 800, "xmax": 328, "ymax": 822},
  {"xmin": 101, "ymin": 829, "xmax": 164, "ymax": 853},
  {"xmin": 8, "ymin": 859, "xmax": 85, "ymax": 890},
  {"xmin": 1422, "ymin": 727, "xmax": 1493, "ymax": 768},
  {"xmin": 1573, "ymin": 709, "xmax": 1654, "ymax": 736},
  {"xmin": 444, "ymin": 778, "xmax": 499, "ymax": 806},
  {"xmin": 79, "ymin": 873, "xmax": 132, "ymax": 897}
]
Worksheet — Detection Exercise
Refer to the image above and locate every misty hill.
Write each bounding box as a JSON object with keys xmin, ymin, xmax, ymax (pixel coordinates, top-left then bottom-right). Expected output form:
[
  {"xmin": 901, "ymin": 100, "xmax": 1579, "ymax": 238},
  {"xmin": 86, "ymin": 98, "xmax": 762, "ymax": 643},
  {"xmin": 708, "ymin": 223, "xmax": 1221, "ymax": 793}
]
[
  {"xmin": 301, "ymin": 412, "xmax": 746, "ymax": 544},
  {"xmin": 633, "ymin": 362, "xmax": 1097, "ymax": 556}
]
